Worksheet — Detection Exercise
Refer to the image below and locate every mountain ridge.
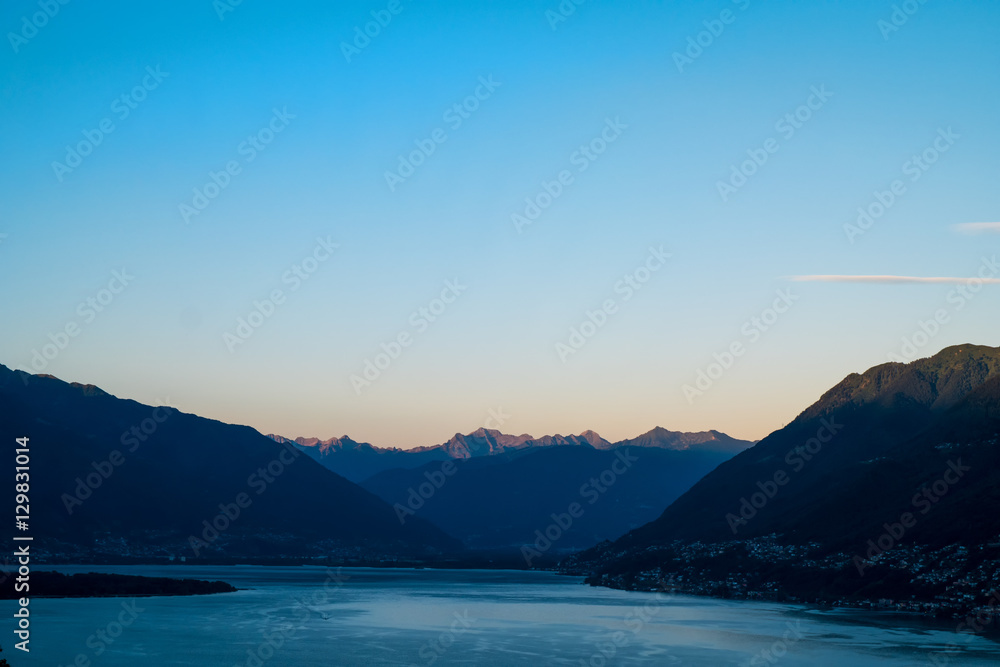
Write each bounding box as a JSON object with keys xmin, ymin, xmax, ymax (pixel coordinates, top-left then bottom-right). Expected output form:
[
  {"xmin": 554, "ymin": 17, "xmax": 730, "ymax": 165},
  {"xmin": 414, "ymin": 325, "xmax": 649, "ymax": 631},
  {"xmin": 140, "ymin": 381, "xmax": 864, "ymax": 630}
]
[
  {"xmin": 273, "ymin": 426, "xmax": 755, "ymax": 483},
  {"xmin": 0, "ymin": 363, "xmax": 460, "ymax": 559},
  {"xmin": 567, "ymin": 343, "xmax": 1000, "ymax": 618}
]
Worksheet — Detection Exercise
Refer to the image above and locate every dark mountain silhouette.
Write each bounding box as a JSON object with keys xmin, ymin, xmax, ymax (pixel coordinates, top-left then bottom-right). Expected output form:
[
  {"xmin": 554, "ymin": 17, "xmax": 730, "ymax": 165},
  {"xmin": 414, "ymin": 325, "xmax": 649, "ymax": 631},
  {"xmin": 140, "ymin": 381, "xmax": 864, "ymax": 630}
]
[
  {"xmin": 571, "ymin": 345, "xmax": 1000, "ymax": 609},
  {"xmin": 279, "ymin": 426, "xmax": 752, "ymax": 483},
  {"xmin": 620, "ymin": 344, "xmax": 1000, "ymax": 548},
  {"xmin": 360, "ymin": 443, "xmax": 743, "ymax": 551},
  {"xmin": 610, "ymin": 426, "xmax": 752, "ymax": 454},
  {"xmin": 0, "ymin": 365, "xmax": 459, "ymax": 559},
  {"xmin": 266, "ymin": 434, "xmax": 451, "ymax": 484}
]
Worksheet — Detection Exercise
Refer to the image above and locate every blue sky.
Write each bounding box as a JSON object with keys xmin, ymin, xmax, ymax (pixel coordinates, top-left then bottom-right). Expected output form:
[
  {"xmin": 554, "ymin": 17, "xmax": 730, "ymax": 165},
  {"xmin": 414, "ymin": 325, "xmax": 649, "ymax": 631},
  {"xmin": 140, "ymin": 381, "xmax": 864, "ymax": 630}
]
[{"xmin": 2, "ymin": 0, "xmax": 999, "ymax": 447}]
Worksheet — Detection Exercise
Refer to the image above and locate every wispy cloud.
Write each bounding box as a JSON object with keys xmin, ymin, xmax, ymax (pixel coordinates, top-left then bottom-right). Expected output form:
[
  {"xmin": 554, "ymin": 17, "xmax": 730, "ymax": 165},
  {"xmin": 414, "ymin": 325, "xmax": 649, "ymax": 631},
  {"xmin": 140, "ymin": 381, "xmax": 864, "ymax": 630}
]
[
  {"xmin": 790, "ymin": 275, "xmax": 1000, "ymax": 285},
  {"xmin": 953, "ymin": 222, "xmax": 1000, "ymax": 234}
]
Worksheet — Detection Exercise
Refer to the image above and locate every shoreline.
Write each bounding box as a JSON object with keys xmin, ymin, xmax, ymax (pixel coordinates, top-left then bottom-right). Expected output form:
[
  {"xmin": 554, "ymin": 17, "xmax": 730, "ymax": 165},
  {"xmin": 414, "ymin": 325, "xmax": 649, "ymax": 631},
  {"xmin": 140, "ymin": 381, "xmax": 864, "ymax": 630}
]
[
  {"xmin": 577, "ymin": 571, "xmax": 1000, "ymax": 636},
  {"xmin": 27, "ymin": 560, "xmax": 1000, "ymax": 640}
]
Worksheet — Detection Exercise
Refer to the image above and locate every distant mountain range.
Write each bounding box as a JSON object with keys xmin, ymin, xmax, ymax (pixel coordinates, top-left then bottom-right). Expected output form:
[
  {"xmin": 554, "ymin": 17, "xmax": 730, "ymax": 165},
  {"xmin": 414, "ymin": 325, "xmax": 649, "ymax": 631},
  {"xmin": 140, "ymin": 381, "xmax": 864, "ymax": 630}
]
[
  {"xmin": 263, "ymin": 426, "xmax": 752, "ymax": 552},
  {"xmin": 360, "ymin": 443, "xmax": 747, "ymax": 551},
  {"xmin": 268, "ymin": 426, "xmax": 753, "ymax": 483},
  {"xmin": 0, "ymin": 365, "xmax": 458, "ymax": 560},
  {"xmin": 265, "ymin": 434, "xmax": 451, "ymax": 484},
  {"xmin": 569, "ymin": 344, "xmax": 1000, "ymax": 616},
  {"xmin": 7, "ymin": 343, "xmax": 999, "ymax": 616},
  {"xmin": 0, "ymin": 361, "xmax": 753, "ymax": 562}
]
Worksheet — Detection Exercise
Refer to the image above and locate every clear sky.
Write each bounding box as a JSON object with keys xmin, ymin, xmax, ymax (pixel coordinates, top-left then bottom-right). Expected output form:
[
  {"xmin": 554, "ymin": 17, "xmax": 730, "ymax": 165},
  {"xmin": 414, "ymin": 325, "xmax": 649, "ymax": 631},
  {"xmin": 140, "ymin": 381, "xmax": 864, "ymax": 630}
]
[{"xmin": 2, "ymin": 0, "xmax": 999, "ymax": 448}]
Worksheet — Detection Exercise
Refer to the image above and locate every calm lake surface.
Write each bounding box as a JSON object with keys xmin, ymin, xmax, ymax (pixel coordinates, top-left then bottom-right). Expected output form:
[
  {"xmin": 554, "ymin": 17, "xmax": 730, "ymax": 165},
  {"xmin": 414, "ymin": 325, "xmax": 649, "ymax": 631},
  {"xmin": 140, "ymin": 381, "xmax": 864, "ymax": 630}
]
[{"xmin": 10, "ymin": 565, "xmax": 1000, "ymax": 666}]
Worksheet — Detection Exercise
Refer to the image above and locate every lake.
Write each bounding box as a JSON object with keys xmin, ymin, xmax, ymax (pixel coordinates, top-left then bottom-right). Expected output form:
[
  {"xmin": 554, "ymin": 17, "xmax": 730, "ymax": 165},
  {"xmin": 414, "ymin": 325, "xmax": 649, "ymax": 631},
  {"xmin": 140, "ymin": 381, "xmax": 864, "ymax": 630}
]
[{"xmin": 9, "ymin": 566, "xmax": 1000, "ymax": 665}]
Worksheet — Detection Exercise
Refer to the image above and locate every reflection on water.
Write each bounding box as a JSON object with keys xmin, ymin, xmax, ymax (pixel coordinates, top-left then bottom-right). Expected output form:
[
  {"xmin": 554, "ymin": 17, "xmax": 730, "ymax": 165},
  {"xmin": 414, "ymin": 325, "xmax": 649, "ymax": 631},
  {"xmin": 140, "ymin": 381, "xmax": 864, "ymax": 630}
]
[{"xmin": 10, "ymin": 565, "xmax": 1000, "ymax": 666}]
